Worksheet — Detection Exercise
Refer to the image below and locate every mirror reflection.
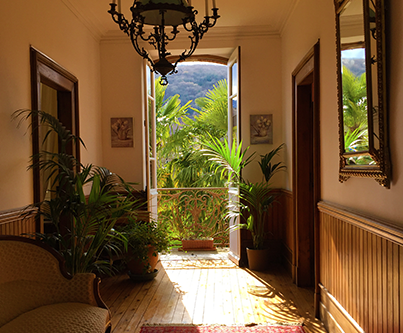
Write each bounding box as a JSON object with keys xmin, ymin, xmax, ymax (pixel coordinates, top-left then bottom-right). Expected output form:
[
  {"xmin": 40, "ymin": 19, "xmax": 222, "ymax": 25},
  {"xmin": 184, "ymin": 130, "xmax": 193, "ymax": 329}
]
[
  {"xmin": 336, "ymin": 0, "xmax": 390, "ymax": 187},
  {"xmin": 340, "ymin": 0, "xmax": 374, "ymax": 165}
]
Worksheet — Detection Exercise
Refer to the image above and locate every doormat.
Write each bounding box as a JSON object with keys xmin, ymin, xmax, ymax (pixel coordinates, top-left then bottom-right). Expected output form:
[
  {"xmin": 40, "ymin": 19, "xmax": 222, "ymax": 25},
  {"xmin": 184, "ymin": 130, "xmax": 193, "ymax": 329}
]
[
  {"xmin": 140, "ymin": 324, "xmax": 305, "ymax": 333},
  {"xmin": 161, "ymin": 259, "xmax": 237, "ymax": 269}
]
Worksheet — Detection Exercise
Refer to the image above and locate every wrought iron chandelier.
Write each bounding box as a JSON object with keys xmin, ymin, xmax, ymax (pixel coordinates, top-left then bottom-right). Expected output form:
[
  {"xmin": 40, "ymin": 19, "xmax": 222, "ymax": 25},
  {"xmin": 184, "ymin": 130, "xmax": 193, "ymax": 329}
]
[{"xmin": 108, "ymin": 0, "xmax": 220, "ymax": 85}]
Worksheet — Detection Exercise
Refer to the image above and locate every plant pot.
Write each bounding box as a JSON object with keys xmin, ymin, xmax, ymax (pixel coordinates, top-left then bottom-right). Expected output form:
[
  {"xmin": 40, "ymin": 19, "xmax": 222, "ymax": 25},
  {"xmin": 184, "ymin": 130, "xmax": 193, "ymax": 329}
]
[
  {"xmin": 127, "ymin": 245, "xmax": 159, "ymax": 276},
  {"xmin": 246, "ymin": 248, "xmax": 271, "ymax": 271},
  {"xmin": 181, "ymin": 239, "xmax": 216, "ymax": 251}
]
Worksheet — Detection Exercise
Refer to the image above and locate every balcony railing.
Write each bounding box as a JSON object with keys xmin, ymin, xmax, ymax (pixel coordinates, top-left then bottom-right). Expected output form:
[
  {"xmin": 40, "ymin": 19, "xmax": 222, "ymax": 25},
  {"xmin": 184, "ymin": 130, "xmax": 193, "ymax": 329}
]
[{"xmin": 157, "ymin": 187, "xmax": 229, "ymax": 246}]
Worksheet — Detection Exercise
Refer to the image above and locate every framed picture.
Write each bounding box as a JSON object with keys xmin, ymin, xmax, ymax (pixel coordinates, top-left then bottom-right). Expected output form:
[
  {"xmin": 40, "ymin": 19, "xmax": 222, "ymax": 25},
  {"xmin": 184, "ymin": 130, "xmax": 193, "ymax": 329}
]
[
  {"xmin": 250, "ymin": 114, "xmax": 273, "ymax": 144},
  {"xmin": 111, "ymin": 117, "xmax": 134, "ymax": 148}
]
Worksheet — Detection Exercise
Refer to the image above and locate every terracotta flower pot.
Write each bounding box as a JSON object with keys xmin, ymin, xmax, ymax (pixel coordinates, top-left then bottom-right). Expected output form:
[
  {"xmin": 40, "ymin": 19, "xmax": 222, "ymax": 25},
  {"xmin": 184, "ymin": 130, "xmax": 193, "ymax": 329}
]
[
  {"xmin": 246, "ymin": 248, "xmax": 271, "ymax": 271},
  {"xmin": 127, "ymin": 245, "xmax": 159, "ymax": 275},
  {"xmin": 181, "ymin": 239, "xmax": 216, "ymax": 251}
]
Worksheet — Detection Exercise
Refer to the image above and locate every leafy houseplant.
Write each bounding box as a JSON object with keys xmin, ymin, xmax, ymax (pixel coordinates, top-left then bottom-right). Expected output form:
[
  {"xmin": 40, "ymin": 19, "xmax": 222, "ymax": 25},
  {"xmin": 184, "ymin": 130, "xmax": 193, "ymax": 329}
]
[
  {"xmin": 118, "ymin": 218, "xmax": 171, "ymax": 278},
  {"xmin": 13, "ymin": 109, "xmax": 144, "ymax": 276},
  {"xmin": 202, "ymin": 136, "xmax": 285, "ymax": 269}
]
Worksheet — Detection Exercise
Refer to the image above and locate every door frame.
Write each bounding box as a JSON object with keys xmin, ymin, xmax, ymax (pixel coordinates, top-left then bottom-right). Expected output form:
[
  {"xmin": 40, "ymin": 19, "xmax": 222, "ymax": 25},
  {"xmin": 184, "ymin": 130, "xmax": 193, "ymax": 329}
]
[
  {"xmin": 292, "ymin": 41, "xmax": 321, "ymax": 315},
  {"xmin": 227, "ymin": 47, "xmax": 242, "ymax": 266},
  {"xmin": 30, "ymin": 47, "xmax": 80, "ymax": 232},
  {"xmin": 143, "ymin": 61, "xmax": 158, "ymax": 219}
]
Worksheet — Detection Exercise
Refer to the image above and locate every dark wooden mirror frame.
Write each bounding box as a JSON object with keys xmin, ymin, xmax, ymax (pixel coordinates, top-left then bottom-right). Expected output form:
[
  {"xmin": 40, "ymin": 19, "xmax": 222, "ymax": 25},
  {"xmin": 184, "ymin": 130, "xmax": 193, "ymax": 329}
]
[{"xmin": 335, "ymin": 0, "xmax": 391, "ymax": 187}]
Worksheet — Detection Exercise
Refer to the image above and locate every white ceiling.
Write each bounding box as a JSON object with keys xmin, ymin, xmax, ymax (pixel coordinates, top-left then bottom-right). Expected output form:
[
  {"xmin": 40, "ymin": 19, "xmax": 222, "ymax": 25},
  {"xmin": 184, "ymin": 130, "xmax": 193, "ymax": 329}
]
[{"xmin": 62, "ymin": 0, "xmax": 298, "ymax": 40}]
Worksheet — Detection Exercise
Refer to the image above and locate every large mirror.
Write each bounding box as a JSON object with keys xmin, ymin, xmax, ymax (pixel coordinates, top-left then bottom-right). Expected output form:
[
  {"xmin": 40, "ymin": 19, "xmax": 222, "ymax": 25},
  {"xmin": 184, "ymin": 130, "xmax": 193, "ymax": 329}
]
[{"xmin": 335, "ymin": 0, "xmax": 390, "ymax": 187}]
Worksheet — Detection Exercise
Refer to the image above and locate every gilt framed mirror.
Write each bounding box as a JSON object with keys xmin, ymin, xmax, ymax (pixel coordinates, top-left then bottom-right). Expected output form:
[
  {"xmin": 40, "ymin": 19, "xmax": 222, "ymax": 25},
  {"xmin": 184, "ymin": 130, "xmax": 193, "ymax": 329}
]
[{"xmin": 335, "ymin": 0, "xmax": 390, "ymax": 187}]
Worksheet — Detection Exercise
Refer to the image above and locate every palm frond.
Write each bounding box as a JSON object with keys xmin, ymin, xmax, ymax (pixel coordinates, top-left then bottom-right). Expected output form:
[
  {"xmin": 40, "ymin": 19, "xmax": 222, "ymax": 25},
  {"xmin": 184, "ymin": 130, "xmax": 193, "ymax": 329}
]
[
  {"xmin": 258, "ymin": 144, "xmax": 286, "ymax": 182},
  {"xmin": 12, "ymin": 109, "xmax": 85, "ymax": 152}
]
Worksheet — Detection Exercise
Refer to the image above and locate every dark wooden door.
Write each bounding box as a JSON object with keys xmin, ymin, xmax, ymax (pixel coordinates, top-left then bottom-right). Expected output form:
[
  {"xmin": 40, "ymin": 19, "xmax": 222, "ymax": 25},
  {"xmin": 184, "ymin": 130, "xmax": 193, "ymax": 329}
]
[{"xmin": 292, "ymin": 41, "xmax": 321, "ymax": 313}]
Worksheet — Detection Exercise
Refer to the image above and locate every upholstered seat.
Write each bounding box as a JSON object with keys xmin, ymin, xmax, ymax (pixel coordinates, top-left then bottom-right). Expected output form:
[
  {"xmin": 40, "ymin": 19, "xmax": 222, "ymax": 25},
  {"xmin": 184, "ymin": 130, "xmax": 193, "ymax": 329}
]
[{"xmin": 0, "ymin": 236, "xmax": 111, "ymax": 333}]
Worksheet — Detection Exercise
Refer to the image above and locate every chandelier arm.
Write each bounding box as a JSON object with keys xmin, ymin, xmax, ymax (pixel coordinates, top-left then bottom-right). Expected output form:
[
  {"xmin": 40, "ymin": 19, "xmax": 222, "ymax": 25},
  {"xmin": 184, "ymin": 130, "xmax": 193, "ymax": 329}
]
[
  {"xmin": 140, "ymin": 32, "xmax": 158, "ymax": 45},
  {"xmin": 172, "ymin": 31, "xmax": 200, "ymax": 69},
  {"xmin": 164, "ymin": 29, "xmax": 180, "ymax": 42},
  {"xmin": 108, "ymin": 4, "xmax": 130, "ymax": 35},
  {"xmin": 199, "ymin": 16, "xmax": 219, "ymax": 35},
  {"xmin": 129, "ymin": 29, "xmax": 154, "ymax": 66}
]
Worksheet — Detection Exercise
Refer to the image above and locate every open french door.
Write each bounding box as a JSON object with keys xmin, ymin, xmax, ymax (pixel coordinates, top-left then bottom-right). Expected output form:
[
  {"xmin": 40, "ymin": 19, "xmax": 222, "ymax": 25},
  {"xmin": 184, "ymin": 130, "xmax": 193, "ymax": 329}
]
[
  {"xmin": 144, "ymin": 63, "xmax": 158, "ymax": 220},
  {"xmin": 227, "ymin": 47, "xmax": 241, "ymax": 265}
]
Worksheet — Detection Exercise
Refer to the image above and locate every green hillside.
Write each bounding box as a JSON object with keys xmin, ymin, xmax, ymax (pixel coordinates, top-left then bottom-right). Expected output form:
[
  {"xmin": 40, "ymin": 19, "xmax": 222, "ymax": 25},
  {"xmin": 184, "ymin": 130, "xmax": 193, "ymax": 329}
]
[{"xmin": 158, "ymin": 62, "xmax": 227, "ymax": 113}]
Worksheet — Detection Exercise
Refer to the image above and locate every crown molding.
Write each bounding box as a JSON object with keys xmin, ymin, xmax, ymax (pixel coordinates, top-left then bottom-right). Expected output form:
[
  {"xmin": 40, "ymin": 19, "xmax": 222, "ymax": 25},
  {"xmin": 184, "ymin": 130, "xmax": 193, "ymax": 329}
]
[
  {"xmin": 61, "ymin": 0, "xmax": 103, "ymax": 41},
  {"xmin": 279, "ymin": 0, "xmax": 301, "ymax": 35}
]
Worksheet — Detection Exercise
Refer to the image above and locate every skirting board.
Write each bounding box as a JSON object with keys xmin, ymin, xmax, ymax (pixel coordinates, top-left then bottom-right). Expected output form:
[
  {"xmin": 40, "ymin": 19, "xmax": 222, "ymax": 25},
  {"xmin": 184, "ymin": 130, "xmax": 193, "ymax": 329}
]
[{"xmin": 319, "ymin": 284, "xmax": 364, "ymax": 333}]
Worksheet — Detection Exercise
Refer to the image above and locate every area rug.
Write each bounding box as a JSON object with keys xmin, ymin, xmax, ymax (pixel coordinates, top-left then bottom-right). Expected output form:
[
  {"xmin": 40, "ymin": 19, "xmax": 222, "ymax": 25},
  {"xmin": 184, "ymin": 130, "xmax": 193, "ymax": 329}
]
[{"xmin": 140, "ymin": 324, "xmax": 305, "ymax": 333}]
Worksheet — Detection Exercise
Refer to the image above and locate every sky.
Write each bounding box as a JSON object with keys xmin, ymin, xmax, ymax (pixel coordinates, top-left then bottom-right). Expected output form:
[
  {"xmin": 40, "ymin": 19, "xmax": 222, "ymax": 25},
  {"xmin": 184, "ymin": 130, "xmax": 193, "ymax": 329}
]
[{"xmin": 342, "ymin": 48, "xmax": 365, "ymax": 59}]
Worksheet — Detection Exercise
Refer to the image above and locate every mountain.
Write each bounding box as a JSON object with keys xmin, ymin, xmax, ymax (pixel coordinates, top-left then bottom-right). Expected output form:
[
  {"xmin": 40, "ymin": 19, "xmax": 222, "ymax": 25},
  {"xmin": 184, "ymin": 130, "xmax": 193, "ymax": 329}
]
[
  {"xmin": 158, "ymin": 62, "xmax": 227, "ymax": 113},
  {"xmin": 342, "ymin": 58, "xmax": 366, "ymax": 78}
]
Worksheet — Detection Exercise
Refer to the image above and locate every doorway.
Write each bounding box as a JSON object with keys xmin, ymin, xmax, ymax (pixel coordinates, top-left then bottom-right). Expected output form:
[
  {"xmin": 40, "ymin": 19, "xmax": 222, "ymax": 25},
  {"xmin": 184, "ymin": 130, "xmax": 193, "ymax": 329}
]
[
  {"xmin": 30, "ymin": 47, "xmax": 79, "ymax": 232},
  {"xmin": 292, "ymin": 41, "xmax": 321, "ymax": 313},
  {"xmin": 144, "ymin": 50, "xmax": 241, "ymax": 259}
]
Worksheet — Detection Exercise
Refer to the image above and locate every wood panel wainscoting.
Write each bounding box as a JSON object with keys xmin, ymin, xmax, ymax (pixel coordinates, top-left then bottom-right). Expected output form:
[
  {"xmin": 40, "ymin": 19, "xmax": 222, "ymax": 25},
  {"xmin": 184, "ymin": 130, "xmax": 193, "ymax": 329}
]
[
  {"xmin": 278, "ymin": 189, "xmax": 294, "ymax": 274},
  {"xmin": 318, "ymin": 201, "xmax": 403, "ymax": 333},
  {"xmin": 0, "ymin": 207, "xmax": 37, "ymax": 237}
]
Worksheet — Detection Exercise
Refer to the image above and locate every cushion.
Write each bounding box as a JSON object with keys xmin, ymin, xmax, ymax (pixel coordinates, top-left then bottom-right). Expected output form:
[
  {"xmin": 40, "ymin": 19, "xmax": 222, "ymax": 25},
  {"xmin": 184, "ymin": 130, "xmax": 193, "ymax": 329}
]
[
  {"xmin": 0, "ymin": 302, "xmax": 109, "ymax": 333},
  {"xmin": 0, "ymin": 275, "xmax": 100, "ymax": 327}
]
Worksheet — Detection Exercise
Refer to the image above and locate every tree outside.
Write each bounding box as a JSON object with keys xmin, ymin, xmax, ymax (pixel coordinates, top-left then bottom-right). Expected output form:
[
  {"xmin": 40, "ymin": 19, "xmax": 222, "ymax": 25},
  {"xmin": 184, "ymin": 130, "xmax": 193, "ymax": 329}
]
[{"xmin": 156, "ymin": 63, "xmax": 228, "ymax": 188}]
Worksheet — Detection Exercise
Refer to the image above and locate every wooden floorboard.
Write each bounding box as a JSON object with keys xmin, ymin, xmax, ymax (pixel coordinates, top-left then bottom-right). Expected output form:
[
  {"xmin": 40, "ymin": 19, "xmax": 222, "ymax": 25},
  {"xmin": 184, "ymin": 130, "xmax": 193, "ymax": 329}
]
[{"xmin": 100, "ymin": 256, "xmax": 327, "ymax": 333}]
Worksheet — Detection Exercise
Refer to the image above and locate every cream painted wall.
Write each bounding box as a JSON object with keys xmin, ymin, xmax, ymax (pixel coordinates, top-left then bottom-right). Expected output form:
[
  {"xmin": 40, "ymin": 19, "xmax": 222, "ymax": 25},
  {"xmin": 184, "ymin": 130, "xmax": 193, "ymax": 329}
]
[
  {"xmin": 100, "ymin": 41, "xmax": 145, "ymax": 188},
  {"xmin": 100, "ymin": 34, "xmax": 283, "ymax": 189},
  {"xmin": 0, "ymin": 0, "xmax": 103, "ymax": 211},
  {"xmin": 281, "ymin": 0, "xmax": 403, "ymax": 225}
]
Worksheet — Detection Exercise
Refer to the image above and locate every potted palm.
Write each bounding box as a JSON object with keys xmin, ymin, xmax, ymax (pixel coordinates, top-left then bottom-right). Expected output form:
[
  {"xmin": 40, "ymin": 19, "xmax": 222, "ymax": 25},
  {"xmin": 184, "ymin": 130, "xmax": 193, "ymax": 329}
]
[
  {"xmin": 13, "ymin": 109, "xmax": 143, "ymax": 276},
  {"xmin": 202, "ymin": 136, "xmax": 285, "ymax": 270},
  {"xmin": 118, "ymin": 218, "xmax": 171, "ymax": 280}
]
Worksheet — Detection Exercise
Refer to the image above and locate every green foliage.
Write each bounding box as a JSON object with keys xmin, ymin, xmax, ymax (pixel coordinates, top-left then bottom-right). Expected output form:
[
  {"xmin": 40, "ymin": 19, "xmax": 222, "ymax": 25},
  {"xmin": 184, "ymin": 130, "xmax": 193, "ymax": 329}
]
[
  {"xmin": 13, "ymin": 109, "xmax": 144, "ymax": 276},
  {"xmin": 258, "ymin": 143, "xmax": 286, "ymax": 183},
  {"xmin": 341, "ymin": 66, "xmax": 375, "ymax": 165},
  {"xmin": 193, "ymin": 79, "xmax": 228, "ymax": 138},
  {"xmin": 344, "ymin": 124, "xmax": 368, "ymax": 152},
  {"xmin": 118, "ymin": 219, "xmax": 171, "ymax": 272},
  {"xmin": 342, "ymin": 65, "xmax": 367, "ymax": 133},
  {"xmin": 201, "ymin": 134, "xmax": 254, "ymax": 184},
  {"xmin": 237, "ymin": 181, "xmax": 275, "ymax": 250},
  {"xmin": 156, "ymin": 78, "xmax": 230, "ymax": 188},
  {"xmin": 155, "ymin": 77, "xmax": 192, "ymax": 160},
  {"xmin": 202, "ymin": 139, "xmax": 285, "ymax": 249}
]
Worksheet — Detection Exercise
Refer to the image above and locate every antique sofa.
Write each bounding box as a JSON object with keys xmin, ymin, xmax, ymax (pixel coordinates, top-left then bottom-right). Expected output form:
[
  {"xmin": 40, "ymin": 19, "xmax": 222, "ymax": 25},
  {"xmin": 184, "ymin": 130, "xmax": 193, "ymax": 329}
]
[{"xmin": 0, "ymin": 236, "xmax": 111, "ymax": 333}]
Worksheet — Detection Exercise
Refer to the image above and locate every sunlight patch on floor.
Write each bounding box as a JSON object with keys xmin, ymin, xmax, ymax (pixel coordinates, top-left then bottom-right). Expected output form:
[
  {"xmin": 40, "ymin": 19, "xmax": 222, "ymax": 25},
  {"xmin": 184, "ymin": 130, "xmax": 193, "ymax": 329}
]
[{"xmin": 160, "ymin": 247, "xmax": 237, "ymax": 269}]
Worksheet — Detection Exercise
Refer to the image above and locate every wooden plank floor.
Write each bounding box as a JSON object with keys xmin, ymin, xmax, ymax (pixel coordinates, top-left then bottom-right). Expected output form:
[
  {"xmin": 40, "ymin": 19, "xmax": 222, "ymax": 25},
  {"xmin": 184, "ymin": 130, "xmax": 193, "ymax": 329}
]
[{"xmin": 100, "ymin": 253, "xmax": 327, "ymax": 333}]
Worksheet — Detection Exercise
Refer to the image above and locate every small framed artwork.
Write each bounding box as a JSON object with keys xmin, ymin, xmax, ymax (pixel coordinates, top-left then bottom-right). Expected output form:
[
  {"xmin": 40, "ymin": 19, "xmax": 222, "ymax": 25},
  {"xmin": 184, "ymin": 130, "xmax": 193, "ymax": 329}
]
[
  {"xmin": 250, "ymin": 114, "xmax": 273, "ymax": 144},
  {"xmin": 111, "ymin": 117, "xmax": 134, "ymax": 148}
]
